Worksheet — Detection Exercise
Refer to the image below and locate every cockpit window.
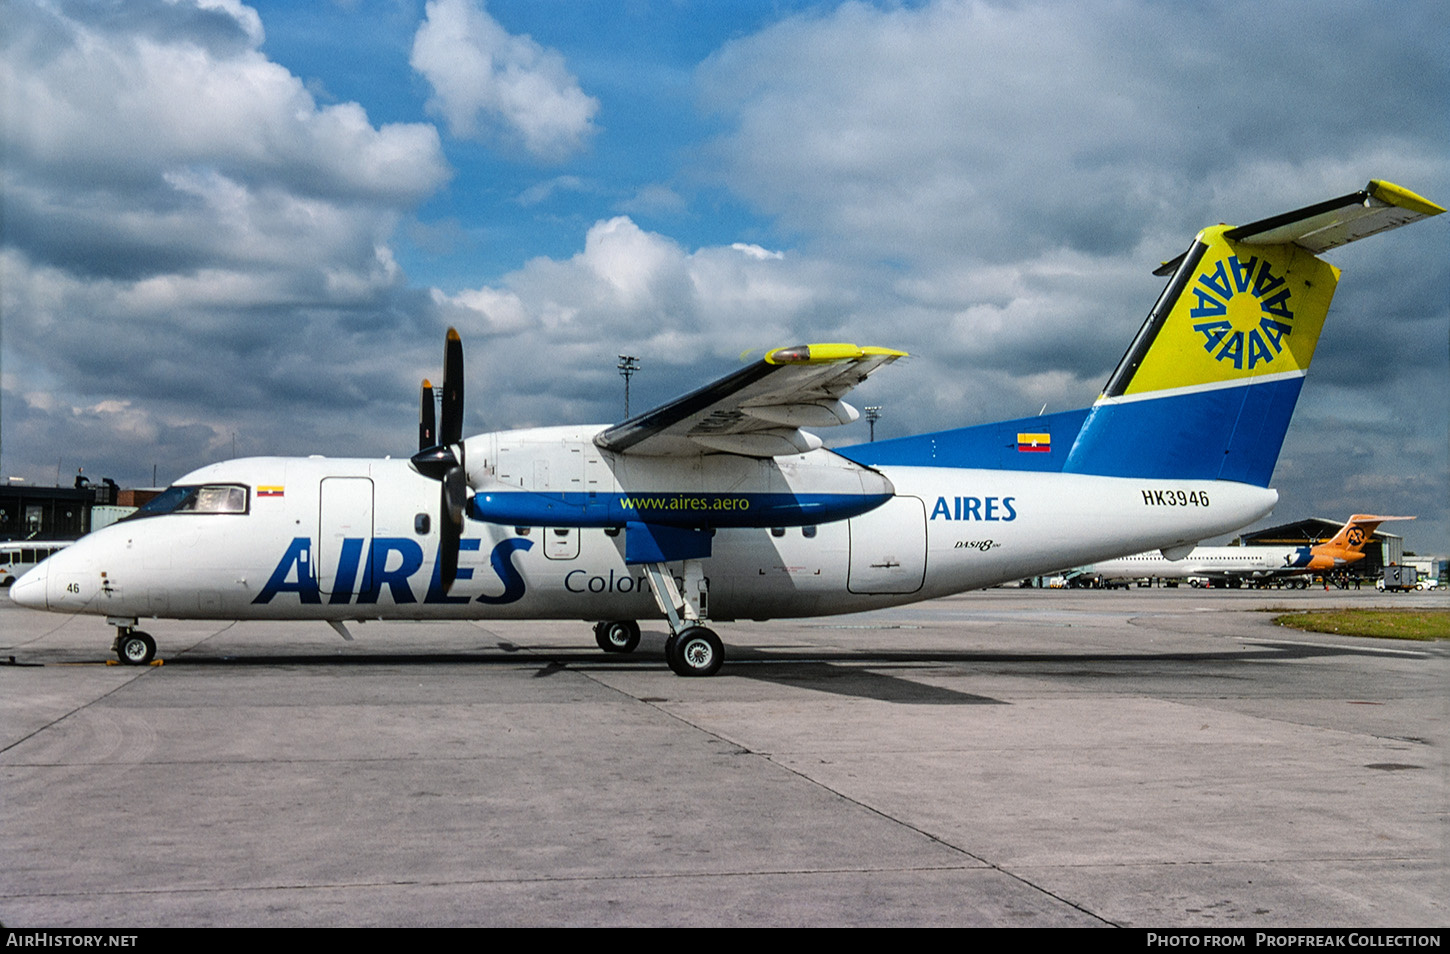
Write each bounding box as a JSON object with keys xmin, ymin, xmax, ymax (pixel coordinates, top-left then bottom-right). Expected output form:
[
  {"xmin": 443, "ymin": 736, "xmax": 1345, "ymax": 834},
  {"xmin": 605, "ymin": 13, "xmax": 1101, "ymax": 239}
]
[
  {"xmin": 127, "ymin": 484, "xmax": 250, "ymax": 519},
  {"xmin": 183, "ymin": 485, "xmax": 248, "ymax": 513}
]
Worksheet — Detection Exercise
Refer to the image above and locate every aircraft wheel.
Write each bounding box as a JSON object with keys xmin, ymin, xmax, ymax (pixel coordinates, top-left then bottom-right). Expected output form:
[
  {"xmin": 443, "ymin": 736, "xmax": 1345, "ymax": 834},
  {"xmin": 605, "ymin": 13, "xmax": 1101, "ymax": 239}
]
[
  {"xmin": 595, "ymin": 620, "xmax": 641, "ymax": 654},
  {"xmin": 667, "ymin": 626, "xmax": 723, "ymax": 677},
  {"xmin": 118, "ymin": 631, "xmax": 156, "ymax": 666}
]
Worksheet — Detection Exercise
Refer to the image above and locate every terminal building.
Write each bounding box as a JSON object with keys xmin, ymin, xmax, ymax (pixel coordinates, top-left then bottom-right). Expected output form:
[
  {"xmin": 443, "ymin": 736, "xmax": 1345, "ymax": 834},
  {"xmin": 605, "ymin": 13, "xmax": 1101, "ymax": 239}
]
[{"xmin": 1, "ymin": 480, "xmax": 159, "ymax": 541}]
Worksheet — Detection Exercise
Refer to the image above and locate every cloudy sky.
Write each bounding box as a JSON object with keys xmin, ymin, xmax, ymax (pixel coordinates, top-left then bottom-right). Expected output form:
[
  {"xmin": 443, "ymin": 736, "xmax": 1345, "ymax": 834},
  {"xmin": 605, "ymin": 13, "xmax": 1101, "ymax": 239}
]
[{"xmin": 2, "ymin": 0, "xmax": 1446, "ymax": 551}]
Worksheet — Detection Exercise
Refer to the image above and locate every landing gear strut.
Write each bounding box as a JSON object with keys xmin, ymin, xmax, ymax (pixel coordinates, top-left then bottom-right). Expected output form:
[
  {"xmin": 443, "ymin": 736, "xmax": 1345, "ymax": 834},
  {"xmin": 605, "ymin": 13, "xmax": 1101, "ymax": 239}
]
[{"xmin": 641, "ymin": 559, "xmax": 726, "ymax": 677}]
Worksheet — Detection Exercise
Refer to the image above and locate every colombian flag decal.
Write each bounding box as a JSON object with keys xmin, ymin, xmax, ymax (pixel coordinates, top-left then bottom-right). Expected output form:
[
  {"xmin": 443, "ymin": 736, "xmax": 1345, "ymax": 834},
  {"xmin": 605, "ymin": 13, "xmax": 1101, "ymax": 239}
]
[
  {"xmin": 1017, "ymin": 432, "xmax": 1051, "ymax": 453},
  {"xmin": 257, "ymin": 486, "xmax": 285, "ymax": 498}
]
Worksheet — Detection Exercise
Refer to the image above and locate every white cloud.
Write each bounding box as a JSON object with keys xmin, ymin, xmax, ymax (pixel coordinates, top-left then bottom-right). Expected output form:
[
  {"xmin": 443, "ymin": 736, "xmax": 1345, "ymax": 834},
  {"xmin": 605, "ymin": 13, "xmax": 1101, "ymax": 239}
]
[
  {"xmin": 697, "ymin": 1, "xmax": 1449, "ymax": 268},
  {"xmin": 0, "ymin": 0, "xmax": 453, "ymax": 481},
  {"xmin": 411, "ymin": 0, "xmax": 599, "ymax": 161},
  {"xmin": 731, "ymin": 243, "xmax": 784, "ymax": 261}
]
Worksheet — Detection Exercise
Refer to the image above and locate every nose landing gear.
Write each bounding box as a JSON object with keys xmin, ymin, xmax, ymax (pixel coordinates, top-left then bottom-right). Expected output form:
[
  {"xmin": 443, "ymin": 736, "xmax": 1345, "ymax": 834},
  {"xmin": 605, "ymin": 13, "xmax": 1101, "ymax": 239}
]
[
  {"xmin": 112, "ymin": 627, "xmax": 156, "ymax": 665},
  {"xmin": 593, "ymin": 619, "xmax": 642, "ymax": 654}
]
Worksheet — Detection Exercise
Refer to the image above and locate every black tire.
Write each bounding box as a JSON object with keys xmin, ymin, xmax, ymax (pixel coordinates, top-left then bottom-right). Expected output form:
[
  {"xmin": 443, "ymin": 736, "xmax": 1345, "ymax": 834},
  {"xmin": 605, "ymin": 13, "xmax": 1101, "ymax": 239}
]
[
  {"xmin": 667, "ymin": 626, "xmax": 723, "ymax": 677},
  {"xmin": 118, "ymin": 631, "xmax": 156, "ymax": 666},
  {"xmin": 595, "ymin": 620, "xmax": 640, "ymax": 654}
]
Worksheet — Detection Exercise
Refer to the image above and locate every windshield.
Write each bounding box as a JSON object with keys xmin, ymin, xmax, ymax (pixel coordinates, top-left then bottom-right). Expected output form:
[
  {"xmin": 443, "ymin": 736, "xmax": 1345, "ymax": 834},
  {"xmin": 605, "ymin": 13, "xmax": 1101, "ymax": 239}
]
[{"xmin": 127, "ymin": 484, "xmax": 249, "ymax": 519}]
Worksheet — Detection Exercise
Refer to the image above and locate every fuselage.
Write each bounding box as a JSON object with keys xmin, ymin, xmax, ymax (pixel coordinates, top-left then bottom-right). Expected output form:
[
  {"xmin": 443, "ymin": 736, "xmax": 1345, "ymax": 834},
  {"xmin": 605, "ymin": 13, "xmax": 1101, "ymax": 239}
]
[
  {"xmin": 13, "ymin": 424, "xmax": 1277, "ymax": 622},
  {"xmin": 1080, "ymin": 543, "xmax": 1356, "ymax": 582}
]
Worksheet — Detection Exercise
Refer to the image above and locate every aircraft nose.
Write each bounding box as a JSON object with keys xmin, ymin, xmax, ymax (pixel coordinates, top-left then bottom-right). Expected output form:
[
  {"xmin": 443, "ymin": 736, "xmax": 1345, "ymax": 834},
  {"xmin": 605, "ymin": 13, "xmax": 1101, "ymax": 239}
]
[{"xmin": 10, "ymin": 562, "xmax": 48, "ymax": 610}]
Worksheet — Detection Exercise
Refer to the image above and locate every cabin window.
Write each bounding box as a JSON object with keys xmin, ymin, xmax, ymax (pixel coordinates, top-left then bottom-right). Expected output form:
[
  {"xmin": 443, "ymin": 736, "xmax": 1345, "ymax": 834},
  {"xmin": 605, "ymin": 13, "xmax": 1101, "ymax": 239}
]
[
  {"xmin": 802, "ymin": 526, "xmax": 818, "ymax": 538},
  {"xmin": 770, "ymin": 527, "xmax": 786, "ymax": 537}
]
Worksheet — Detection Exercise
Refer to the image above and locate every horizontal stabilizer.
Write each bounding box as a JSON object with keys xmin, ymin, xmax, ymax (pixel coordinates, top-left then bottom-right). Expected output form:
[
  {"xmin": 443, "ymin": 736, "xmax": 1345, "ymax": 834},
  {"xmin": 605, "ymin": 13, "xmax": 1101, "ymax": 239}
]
[{"xmin": 1154, "ymin": 180, "xmax": 1443, "ymax": 275}]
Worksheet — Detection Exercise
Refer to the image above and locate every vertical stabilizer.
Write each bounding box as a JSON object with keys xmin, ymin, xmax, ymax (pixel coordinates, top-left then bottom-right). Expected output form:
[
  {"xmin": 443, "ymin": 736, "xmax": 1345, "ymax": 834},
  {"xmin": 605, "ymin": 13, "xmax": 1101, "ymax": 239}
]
[
  {"xmin": 1316, "ymin": 514, "xmax": 1414, "ymax": 557},
  {"xmin": 1064, "ymin": 181, "xmax": 1442, "ymax": 485}
]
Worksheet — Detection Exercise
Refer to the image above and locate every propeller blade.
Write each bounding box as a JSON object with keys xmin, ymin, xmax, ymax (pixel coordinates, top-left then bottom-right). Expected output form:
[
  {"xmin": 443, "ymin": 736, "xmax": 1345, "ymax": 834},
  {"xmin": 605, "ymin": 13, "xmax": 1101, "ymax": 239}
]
[
  {"xmin": 419, "ymin": 379, "xmax": 436, "ymax": 452},
  {"xmin": 409, "ymin": 329, "xmax": 469, "ymax": 594},
  {"xmin": 440, "ymin": 328, "xmax": 464, "ymax": 449},
  {"xmin": 438, "ymin": 465, "xmax": 466, "ymax": 593}
]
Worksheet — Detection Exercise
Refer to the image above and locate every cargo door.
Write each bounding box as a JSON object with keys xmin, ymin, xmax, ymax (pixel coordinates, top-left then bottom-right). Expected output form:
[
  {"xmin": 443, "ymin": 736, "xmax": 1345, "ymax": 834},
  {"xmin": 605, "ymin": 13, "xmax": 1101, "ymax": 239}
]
[{"xmin": 847, "ymin": 496, "xmax": 927, "ymax": 594}]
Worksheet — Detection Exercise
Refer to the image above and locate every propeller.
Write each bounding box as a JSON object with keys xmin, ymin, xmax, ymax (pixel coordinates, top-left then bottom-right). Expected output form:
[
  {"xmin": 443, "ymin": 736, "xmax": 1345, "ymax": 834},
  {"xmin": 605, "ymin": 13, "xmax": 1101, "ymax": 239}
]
[
  {"xmin": 411, "ymin": 329, "xmax": 468, "ymax": 592},
  {"xmin": 419, "ymin": 379, "xmax": 435, "ymax": 451}
]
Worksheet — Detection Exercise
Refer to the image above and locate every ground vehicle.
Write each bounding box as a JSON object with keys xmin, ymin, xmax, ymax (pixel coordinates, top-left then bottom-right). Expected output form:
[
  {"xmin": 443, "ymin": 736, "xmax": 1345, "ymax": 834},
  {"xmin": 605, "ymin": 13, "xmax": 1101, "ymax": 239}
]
[
  {"xmin": 1, "ymin": 541, "xmax": 72, "ymax": 587},
  {"xmin": 1378, "ymin": 566, "xmax": 1419, "ymax": 592}
]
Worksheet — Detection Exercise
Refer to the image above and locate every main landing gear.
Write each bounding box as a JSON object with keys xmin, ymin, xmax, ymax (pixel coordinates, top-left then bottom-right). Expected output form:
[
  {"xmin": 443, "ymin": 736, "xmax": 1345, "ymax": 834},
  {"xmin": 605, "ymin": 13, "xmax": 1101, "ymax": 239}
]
[
  {"xmin": 592, "ymin": 620, "xmax": 724, "ymax": 677},
  {"xmin": 594, "ymin": 558, "xmax": 726, "ymax": 677},
  {"xmin": 109, "ymin": 619, "xmax": 156, "ymax": 665},
  {"xmin": 665, "ymin": 626, "xmax": 723, "ymax": 678}
]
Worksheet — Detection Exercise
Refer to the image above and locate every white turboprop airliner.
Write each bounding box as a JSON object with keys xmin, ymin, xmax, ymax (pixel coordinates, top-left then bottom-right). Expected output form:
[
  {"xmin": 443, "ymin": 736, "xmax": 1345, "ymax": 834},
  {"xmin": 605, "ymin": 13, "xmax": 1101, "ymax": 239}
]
[{"xmin": 12, "ymin": 181, "xmax": 1443, "ymax": 675}]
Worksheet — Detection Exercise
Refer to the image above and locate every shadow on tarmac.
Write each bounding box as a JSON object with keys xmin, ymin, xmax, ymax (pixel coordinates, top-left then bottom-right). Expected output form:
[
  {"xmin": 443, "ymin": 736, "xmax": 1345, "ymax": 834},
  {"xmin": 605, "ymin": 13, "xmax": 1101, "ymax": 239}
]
[{"xmin": 22, "ymin": 637, "xmax": 1418, "ymax": 705}]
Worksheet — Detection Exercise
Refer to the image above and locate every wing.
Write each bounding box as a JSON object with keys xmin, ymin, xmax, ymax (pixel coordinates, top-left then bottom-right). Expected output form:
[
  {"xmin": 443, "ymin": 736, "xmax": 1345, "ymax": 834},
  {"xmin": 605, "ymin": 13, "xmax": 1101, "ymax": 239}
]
[{"xmin": 595, "ymin": 343, "xmax": 906, "ymax": 457}]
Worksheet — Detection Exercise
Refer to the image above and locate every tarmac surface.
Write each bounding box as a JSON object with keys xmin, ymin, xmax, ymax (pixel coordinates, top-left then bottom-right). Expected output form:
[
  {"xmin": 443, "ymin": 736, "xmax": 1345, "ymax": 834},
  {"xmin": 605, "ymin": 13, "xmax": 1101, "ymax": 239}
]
[{"xmin": 2, "ymin": 585, "xmax": 1446, "ymax": 927}]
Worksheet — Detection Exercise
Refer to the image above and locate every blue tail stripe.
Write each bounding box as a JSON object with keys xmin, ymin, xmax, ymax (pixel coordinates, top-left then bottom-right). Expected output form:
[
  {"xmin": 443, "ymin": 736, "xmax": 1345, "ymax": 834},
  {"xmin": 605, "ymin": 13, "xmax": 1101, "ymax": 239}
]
[
  {"xmin": 837, "ymin": 379, "xmax": 1300, "ymax": 486},
  {"xmin": 836, "ymin": 408, "xmax": 1089, "ymax": 471},
  {"xmin": 1062, "ymin": 377, "xmax": 1303, "ymax": 484},
  {"xmin": 1218, "ymin": 377, "xmax": 1303, "ymax": 485}
]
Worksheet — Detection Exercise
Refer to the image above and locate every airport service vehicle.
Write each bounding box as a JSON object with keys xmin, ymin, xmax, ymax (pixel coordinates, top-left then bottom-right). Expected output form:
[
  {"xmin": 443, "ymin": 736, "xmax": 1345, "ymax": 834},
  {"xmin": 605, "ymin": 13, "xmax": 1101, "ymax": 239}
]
[
  {"xmin": 1069, "ymin": 514, "xmax": 1412, "ymax": 588},
  {"xmin": 1379, "ymin": 566, "xmax": 1421, "ymax": 592},
  {"xmin": 12, "ymin": 181, "xmax": 1443, "ymax": 674},
  {"xmin": 1, "ymin": 541, "xmax": 72, "ymax": 587}
]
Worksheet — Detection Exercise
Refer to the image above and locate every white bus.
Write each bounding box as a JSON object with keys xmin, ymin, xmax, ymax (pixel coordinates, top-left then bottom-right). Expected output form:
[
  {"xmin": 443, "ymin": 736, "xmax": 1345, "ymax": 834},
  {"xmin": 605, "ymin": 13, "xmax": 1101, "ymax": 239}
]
[{"xmin": 1, "ymin": 541, "xmax": 73, "ymax": 587}]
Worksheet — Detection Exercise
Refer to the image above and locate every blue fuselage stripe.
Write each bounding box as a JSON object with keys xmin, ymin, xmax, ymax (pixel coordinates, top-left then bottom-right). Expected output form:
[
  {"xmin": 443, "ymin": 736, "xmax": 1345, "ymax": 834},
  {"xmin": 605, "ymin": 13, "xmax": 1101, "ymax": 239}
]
[{"xmin": 468, "ymin": 491, "xmax": 892, "ymax": 529}]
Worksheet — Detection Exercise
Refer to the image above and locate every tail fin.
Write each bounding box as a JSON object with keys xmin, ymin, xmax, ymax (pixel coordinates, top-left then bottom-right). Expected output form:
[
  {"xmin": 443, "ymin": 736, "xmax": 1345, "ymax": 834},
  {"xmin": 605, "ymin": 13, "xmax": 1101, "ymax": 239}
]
[
  {"xmin": 1316, "ymin": 513, "xmax": 1415, "ymax": 557},
  {"xmin": 1063, "ymin": 181, "xmax": 1442, "ymax": 485}
]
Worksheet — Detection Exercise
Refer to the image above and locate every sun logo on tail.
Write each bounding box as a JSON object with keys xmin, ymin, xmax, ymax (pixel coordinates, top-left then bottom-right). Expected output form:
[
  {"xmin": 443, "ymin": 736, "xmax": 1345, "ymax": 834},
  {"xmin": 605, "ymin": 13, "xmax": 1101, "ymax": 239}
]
[{"xmin": 1189, "ymin": 254, "xmax": 1295, "ymax": 371}]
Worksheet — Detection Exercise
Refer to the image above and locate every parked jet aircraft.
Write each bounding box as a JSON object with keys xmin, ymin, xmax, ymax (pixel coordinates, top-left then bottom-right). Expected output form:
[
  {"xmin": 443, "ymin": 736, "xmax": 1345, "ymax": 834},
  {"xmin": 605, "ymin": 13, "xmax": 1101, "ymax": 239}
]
[
  {"xmin": 1066, "ymin": 514, "xmax": 1413, "ymax": 588},
  {"xmin": 11, "ymin": 181, "xmax": 1443, "ymax": 674}
]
